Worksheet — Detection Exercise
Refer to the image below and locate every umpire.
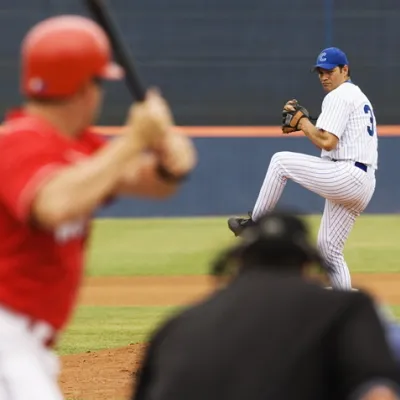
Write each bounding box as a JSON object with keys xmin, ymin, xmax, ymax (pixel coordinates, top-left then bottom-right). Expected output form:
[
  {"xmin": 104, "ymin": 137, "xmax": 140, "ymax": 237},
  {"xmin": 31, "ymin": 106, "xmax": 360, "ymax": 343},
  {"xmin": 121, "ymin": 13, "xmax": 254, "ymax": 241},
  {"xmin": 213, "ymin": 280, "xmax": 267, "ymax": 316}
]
[{"xmin": 131, "ymin": 211, "xmax": 400, "ymax": 400}]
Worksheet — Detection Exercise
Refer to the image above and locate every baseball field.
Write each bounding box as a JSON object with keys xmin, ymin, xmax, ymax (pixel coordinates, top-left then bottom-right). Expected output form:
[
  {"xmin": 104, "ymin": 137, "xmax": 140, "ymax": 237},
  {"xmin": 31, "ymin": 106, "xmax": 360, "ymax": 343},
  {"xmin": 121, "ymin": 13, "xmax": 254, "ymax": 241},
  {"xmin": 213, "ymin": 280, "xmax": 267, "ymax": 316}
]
[{"xmin": 57, "ymin": 215, "xmax": 400, "ymax": 400}]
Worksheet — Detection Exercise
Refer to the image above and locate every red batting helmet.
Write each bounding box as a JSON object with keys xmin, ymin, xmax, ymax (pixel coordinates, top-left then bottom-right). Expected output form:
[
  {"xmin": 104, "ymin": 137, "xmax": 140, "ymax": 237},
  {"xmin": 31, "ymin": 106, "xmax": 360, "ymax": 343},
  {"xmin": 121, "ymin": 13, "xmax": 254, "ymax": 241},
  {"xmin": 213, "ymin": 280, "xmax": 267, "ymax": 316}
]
[{"xmin": 20, "ymin": 15, "xmax": 124, "ymax": 98}]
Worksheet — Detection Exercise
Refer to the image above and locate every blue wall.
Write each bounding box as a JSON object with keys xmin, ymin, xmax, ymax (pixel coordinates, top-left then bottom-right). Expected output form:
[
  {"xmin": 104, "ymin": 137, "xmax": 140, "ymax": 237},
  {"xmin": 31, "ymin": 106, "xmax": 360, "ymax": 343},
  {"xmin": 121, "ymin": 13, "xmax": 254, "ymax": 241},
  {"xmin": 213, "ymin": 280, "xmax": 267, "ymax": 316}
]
[
  {"xmin": 96, "ymin": 136, "xmax": 400, "ymax": 217},
  {"xmin": 1, "ymin": 1, "xmax": 398, "ymax": 216},
  {"xmin": 0, "ymin": 0, "xmax": 400, "ymax": 125}
]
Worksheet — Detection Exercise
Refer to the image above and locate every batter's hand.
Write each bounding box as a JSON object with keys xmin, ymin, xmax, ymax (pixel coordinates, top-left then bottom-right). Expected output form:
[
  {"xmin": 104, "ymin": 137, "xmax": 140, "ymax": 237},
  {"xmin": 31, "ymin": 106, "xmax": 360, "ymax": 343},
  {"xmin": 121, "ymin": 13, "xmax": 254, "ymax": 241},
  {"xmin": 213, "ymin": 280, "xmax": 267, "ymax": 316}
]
[
  {"xmin": 156, "ymin": 130, "xmax": 197, "ymax": 181},
  {"xmin": 281, "ymin": 99, "xmax": 310, "ymax": 134},
  {"xmin": 124, "ymin": 88, "xmax": 174, "ymax": 150}
]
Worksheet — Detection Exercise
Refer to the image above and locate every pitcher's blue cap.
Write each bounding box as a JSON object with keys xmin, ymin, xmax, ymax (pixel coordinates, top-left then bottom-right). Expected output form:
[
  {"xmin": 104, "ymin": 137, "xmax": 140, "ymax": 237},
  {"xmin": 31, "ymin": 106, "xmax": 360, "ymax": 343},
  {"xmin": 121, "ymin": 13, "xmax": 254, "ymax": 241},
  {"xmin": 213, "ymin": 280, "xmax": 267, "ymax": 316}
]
[{"xmin": 312, "ymin": 47, "xmax": 349, "ymax": 71}]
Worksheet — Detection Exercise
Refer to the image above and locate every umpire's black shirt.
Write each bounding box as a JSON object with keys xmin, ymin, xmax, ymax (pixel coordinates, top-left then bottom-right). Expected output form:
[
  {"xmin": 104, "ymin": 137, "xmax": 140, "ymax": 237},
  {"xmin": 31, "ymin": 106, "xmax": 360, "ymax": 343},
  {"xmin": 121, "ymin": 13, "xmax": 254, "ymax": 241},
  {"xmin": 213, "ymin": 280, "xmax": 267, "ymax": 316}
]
[{"xmin": 132, "ymin": 269, "xmax": 400, "ymax": 400}]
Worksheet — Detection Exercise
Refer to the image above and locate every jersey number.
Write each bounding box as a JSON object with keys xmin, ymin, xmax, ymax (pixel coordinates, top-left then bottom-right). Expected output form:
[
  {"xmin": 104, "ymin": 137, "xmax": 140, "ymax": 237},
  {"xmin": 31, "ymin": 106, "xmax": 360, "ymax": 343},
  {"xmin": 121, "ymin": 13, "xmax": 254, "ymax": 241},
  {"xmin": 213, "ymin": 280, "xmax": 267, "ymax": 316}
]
[{"xmin": 364, "ymin": 104, "xmax": 375, "ymax": 136}]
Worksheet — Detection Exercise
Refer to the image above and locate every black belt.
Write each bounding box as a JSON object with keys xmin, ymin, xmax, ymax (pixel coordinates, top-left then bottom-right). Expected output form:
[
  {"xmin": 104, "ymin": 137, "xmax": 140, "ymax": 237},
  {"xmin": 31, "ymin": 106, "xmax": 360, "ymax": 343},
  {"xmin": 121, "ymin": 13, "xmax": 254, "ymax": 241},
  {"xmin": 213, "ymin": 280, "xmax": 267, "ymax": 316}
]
[{"xmin": 332, "ymin": 159, "xmax": 367, "ymax": 172}]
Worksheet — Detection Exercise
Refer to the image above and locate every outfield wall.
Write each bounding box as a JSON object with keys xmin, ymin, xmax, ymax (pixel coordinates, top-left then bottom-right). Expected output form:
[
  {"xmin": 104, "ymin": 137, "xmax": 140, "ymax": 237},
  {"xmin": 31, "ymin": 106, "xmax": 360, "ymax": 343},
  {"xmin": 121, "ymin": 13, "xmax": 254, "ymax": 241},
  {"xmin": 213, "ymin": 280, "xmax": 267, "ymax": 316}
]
[
  {"xmin": 2, "ymin": 1, "xmax": 399, "ymax": 126},
  {"xmin": 95, "ymin": 127, "xmax": 400, "ymax": 217}
]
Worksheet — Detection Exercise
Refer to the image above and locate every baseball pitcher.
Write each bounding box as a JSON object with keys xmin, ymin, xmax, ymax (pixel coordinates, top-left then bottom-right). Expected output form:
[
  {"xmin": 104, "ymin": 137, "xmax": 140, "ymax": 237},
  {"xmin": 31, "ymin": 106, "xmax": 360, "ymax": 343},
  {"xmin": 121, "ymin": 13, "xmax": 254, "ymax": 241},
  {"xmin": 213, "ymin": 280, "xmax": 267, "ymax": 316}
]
[{"xmin": 228, "ymin": 47, "xmax": 378, "ymax": 291}]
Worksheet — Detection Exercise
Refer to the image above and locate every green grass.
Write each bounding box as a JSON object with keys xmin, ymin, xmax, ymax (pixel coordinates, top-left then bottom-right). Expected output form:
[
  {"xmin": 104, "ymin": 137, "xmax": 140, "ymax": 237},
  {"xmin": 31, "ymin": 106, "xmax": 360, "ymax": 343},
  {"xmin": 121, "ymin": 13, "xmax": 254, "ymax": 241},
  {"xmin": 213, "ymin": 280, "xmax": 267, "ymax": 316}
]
[
  {"xmin": 85, "ymin": 215, "xmax": 400, "ymax": 276},
  {"xmin": 389, "ymin": 306, "xmax": 400, "ymax": 319},
  {"xmin": 86, "ymin": 217, "xmax": 234, "ymax": 276},
  {"xmin": 58, "ymin": 306, "xmax": 180, "ymax": 355},
  {"xmin": 58, "ymin": 215, "xmax": 400, "ymax": 356},
  {"xmin": 59, "ymin": 302, "xmax": 400, "ymax": 356}
]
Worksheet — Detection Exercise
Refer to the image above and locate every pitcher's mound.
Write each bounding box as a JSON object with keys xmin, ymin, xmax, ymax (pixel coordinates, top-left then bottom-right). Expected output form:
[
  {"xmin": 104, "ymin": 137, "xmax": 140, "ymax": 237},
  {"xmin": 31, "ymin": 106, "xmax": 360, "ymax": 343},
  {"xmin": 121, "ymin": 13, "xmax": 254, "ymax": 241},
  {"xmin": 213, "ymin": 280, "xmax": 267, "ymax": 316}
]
[{"xmin": 60, "ymin": 343, "xmax": 147, "ymax": 400}]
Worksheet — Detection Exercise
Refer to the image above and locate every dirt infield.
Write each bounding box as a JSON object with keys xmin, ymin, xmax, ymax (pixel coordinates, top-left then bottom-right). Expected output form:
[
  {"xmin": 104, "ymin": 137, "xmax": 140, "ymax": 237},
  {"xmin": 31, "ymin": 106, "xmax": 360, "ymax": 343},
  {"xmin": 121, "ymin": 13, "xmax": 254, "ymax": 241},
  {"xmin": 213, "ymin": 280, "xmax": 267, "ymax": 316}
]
[{"xmin": 59, "ymin": 274, "xmax": 400, "ymax": 399}]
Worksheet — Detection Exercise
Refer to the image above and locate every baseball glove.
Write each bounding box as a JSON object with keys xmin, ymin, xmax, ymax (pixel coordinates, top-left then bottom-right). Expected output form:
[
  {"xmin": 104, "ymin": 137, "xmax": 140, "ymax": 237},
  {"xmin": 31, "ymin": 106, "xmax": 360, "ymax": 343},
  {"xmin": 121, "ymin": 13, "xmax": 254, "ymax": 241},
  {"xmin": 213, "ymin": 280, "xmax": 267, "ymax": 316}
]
[{"xmin": 282, "ymin": 100, "xmax": 310, "ymax": 134}]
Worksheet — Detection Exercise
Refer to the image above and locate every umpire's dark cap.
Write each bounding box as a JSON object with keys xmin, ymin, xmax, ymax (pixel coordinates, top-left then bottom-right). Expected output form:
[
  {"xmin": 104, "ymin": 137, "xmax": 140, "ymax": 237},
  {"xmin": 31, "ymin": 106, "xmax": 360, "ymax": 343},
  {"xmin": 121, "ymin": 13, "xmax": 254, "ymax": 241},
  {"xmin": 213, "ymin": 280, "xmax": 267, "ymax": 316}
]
[
  {"xmin": 212, "ymin": 210, "xmax": 329, "ymax": 277},
  {"xmin": 240, "ymin": 211, "xmax": 321, "ymax": 262}
]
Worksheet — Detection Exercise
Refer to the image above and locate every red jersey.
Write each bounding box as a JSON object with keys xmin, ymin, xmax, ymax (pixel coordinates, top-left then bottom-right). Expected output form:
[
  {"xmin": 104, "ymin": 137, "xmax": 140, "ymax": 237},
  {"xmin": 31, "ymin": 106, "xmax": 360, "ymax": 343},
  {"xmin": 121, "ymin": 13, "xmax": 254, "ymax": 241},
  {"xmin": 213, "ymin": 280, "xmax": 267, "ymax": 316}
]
[{"xmin": 0, "ymin": 109, "xmax": 106, "ymax": 330}]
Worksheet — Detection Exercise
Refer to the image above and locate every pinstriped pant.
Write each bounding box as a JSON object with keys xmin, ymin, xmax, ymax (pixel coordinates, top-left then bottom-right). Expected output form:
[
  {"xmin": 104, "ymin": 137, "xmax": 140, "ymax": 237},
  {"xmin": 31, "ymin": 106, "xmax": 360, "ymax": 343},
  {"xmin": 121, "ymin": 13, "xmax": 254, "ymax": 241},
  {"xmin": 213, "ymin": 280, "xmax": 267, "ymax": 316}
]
[{"xmin": 252, "ymin": 151, "xmax": 376, "ymax": 290}]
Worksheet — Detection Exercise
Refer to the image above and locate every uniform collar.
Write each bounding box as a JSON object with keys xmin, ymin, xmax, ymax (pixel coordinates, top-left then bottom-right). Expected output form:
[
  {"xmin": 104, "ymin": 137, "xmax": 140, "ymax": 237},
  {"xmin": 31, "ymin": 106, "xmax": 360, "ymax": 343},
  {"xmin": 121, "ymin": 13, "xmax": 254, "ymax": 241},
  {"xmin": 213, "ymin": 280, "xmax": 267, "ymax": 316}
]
[
  {"xmin": 3, "ymin": 107, "xmax": 88, "ymax": 141},
  {"xmin": 3, "ymin": 107, "xmax": 60, "ymax": 138},
  {"xmin": 4, "ymin": 107, "xmax": 28, "ymax": 121}
]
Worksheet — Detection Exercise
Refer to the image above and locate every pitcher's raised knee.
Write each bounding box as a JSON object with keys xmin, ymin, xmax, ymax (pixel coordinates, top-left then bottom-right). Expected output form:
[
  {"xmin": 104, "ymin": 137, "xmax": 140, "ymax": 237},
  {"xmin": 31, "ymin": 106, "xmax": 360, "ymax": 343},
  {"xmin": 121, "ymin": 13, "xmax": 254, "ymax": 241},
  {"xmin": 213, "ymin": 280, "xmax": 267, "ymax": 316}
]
[{"xmin": 270, "ymin": 151, "xmax": 294, "ymax": 166}]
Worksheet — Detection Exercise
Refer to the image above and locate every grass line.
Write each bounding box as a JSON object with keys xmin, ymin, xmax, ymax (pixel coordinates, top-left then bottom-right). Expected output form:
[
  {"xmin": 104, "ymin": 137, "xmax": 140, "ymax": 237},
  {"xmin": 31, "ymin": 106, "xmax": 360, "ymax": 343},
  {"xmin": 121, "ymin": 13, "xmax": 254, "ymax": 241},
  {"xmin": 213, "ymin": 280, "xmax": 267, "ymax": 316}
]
[{"xmin": 85, "ymin": 216, "xmax": 400, "ymax": 276}]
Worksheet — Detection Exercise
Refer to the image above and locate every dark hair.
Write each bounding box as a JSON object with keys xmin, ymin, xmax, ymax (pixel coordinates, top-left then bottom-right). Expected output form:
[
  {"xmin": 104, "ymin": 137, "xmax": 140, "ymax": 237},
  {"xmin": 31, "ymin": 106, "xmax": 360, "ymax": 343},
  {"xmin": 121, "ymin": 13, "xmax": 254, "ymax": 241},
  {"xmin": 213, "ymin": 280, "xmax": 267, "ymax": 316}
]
[
  {"xmin": 236, "ymin": 242, "xmax": 311, "ymax": 274},
  {"xmin": 25, "ymin": 77, "xmax": 103, "ymax": 105},
  {"xmin": 338, "ymin": 64, "xmax": 351, "ymax": 78},
  {"xmin": 25, "ymin": 96, "xmax": 70, "ymax": 105}
]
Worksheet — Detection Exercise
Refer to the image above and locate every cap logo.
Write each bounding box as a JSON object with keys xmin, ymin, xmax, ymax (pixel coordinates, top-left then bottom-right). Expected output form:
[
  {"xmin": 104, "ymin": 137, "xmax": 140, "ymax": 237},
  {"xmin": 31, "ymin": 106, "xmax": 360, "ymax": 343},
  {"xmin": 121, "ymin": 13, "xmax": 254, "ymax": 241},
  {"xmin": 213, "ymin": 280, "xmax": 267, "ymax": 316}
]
[
  {"xmin": 28, "ymin": 77, "xmax": 45, "ymax": 93},
  {"xmin": 318, "ymin": 52, "xmax": 327, "ymax": 62}
]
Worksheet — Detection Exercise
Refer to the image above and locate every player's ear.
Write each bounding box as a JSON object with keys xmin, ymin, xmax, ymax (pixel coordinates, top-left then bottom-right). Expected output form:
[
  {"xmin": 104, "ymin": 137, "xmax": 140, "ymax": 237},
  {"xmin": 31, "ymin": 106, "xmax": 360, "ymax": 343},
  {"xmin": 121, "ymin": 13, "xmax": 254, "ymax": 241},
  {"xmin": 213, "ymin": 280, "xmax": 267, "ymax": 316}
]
[{"xmin": 77, "ymin": 80, "xmax": 98, "ymax": 98}]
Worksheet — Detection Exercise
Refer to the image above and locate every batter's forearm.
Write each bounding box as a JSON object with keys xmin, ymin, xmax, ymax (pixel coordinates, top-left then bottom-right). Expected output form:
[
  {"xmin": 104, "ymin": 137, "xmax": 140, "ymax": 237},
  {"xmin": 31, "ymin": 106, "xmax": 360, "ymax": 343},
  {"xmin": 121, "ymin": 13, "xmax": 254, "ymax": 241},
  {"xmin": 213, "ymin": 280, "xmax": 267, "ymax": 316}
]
[
  {"xmin": 116, "ymin": 154, "xmax": 178, "ymax": 198},
  {"xmin": 32, "ymin": 137, "xmax": 141, "ymax": 229},
  {"xmin": 298, "ymin": 119, "xmax": 337, "ymax": 151},
  {"xmin": 116, "ymin": 132, "xmax": 196, "ymax": 198}
]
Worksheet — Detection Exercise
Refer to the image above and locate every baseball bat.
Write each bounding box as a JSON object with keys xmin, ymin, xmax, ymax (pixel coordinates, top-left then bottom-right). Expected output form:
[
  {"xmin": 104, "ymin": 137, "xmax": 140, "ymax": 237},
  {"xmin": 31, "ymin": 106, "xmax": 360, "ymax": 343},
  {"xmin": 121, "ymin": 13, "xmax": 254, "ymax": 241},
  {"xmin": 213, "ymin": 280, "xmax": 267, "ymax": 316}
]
[{"xmin": 84, "ymin": 0, "xmax": 146, "ymax": 101}]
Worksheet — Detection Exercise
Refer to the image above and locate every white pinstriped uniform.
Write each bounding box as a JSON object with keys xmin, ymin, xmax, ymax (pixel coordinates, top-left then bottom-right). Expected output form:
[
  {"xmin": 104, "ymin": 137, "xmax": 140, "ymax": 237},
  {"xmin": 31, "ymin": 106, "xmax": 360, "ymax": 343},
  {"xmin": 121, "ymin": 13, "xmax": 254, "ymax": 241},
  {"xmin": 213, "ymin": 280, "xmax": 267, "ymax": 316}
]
[
  {"xmin": 252, "ymin": 81, "xmax": 378, "ymax": 290},
  {"xmin": 319, "ymin": 82, "xmax": 378, "ymax": 168}
]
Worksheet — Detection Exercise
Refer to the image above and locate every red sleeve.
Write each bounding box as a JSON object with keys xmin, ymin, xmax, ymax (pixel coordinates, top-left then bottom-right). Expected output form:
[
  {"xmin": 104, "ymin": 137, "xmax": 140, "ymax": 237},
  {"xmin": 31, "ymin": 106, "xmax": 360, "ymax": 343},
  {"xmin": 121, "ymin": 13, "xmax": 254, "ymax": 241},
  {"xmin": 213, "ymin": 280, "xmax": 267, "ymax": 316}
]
[
  {"xmin": 84, "ymin": 129, "xmax": 108, "ymax": 152},
  {"xmin": 0, "ymin": 131, "xmax": 65, "ymax": 222}
]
